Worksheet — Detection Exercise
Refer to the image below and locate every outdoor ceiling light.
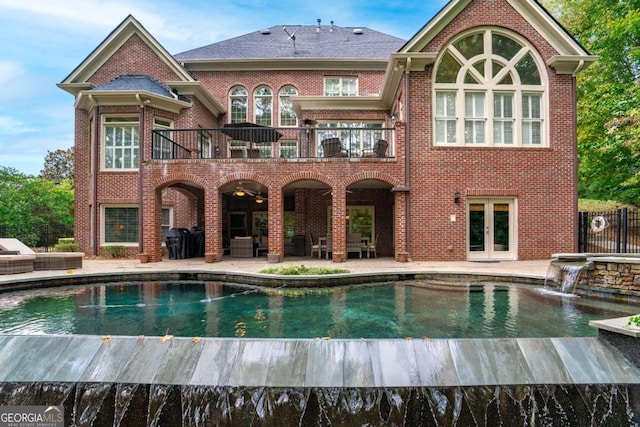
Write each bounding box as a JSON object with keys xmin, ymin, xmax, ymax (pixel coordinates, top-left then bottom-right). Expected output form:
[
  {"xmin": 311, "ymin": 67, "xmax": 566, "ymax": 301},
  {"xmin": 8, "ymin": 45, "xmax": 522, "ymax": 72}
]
[{"xmin": 234, "ymin": 189, "xmax": 245, "ymax": 197}]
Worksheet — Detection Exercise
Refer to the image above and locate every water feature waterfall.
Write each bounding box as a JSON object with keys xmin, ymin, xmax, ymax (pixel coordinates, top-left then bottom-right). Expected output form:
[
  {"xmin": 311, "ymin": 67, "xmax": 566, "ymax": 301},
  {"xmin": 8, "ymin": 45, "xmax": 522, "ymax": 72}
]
[
  {"xmin": 0, "ymin": 382, "xmax": 638, "ymax": 426},
  {"xmin": 544, "ymin": 260, "xmax": 589, "ymax": 294}
]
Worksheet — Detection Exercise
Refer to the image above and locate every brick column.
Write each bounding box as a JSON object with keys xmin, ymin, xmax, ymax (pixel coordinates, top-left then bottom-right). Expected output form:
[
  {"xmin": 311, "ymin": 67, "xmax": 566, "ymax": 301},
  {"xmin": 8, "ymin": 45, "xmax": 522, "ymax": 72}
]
[
  {"xmin": 204, "ymin": 186, "xmax": 222, "ymax": 262},
  {"xmin": 394, "ymin": 191, "xmax": 408, "ymax": 261},
  {"xmin": 269, "ymin": 187, "xmax": 284, "ymax": 261},
  {"xmin": 331, "ymin": 188, "xmax": 347, "ymax": 262}
]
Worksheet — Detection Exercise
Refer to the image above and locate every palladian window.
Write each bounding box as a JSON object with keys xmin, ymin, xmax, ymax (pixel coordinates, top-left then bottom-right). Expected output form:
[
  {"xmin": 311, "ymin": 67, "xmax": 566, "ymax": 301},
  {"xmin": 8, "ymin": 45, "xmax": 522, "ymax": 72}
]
[
  {"xmin": 434, "ymin": 29, "xmax": 546, "ymax": 147},
  {"xmin": 279, "ymin": 85, "xmax": 298, "ymax": 126}
]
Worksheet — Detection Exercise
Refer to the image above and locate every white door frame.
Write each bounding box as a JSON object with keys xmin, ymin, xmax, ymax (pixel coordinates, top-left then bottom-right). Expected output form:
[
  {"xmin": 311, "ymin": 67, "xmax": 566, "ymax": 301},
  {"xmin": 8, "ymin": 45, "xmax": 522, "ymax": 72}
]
[{"xmin": 467, "ymin": 197, "xmax": 517, "ymax": 260}]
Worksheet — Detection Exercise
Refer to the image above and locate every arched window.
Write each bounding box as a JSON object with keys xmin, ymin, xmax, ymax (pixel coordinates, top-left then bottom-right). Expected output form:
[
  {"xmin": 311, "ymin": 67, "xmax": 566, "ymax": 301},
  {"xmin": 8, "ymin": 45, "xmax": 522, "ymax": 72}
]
[
  {"xmin": 434, "ymin": 29, "xmax": 546, "ymax": 146},
  {"xmin": 229, "ymin": 86, "xmax": 247, "ymax": 124},
  {"xmin": 279, "ymin": 85, "xmax": 298, "ymax": 126},
  {"xmin": 254, "ymin": 86, "xmax": 273, "ymax": 126}
]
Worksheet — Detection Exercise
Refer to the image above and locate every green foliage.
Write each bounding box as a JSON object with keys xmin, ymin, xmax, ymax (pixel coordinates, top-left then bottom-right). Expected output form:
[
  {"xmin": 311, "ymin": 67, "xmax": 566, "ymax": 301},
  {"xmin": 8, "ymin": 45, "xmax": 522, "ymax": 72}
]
[
  {"xmin": 627, "ymin": 315, "xmax": 640, "ymax": 328},
  {"xmin": 40, "ymin": 147, "xmax": 74, "ymax": 186},
  {"xmin": 543, "ymin": 0, "xmax": 640, "ymax": 205},
  {"xmin": 578, "ymin": 199, "xmax": 635, "ymax": 212},
  {"xmin": 54, "ymin": 241, "xmax": 79, "ymax": 252},
  {"xmin": 0, "ymin": 166, "xmax": 74, "ymax": 246},
  {"xmin": 103, "ymin": 245, "xmax": 126, "ymax": 258},
  {"xmin": 259, "ymin": 265, "xmax": 349, "ymax": 275}
]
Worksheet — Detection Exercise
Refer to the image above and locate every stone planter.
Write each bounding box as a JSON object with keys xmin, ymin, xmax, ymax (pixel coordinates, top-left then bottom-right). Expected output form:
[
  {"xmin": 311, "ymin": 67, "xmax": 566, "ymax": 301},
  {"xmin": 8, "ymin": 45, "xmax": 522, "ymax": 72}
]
[
  {"xmin": 267, "ymin": 253, "xmax": 280, "ymax": 263},
  {"xmin": 138, "ymin": 253, "xmax": 149, "ymax": 263},
  {"xmin": 397, "ymin": 251, "xmax": 409, "ymax": 263},
  {"xmin": 332, "ymin": 252, "xmax": 345, "ymax": 263}
]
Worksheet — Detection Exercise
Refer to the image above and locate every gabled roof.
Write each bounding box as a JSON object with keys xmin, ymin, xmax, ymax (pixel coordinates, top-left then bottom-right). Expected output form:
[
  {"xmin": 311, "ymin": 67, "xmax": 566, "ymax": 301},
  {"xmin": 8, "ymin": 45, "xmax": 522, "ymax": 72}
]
[
  {"xmin": 174, "ymin": 24, "xmax": 406, "ymax": 61},
  {"xmin": 58, "ymin": 15, "xmax": 194, "ymax": 91},
  {"xmin": 58, "ymin": 15, "xmax": 224, "ymax": 116},
  {"xmin": 399, "ymin": 0, "xmax": 596, "ymax": 74}
]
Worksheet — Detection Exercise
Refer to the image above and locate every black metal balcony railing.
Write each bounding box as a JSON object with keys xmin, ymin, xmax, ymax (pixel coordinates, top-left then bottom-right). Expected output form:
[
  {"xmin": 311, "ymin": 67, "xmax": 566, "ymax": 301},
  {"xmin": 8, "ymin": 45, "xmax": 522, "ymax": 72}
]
[{"xmin": 151, "ymin": 126, "xmax": 394, "ymax": 160}]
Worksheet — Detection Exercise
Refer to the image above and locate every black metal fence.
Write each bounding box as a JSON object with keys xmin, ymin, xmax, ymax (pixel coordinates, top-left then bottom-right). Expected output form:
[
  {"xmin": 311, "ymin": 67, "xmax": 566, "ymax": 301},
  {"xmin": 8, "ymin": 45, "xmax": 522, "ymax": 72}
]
[
  {"xmin": 578, "ymin": 208, "xmax": 640, "ymax": 253},
  {"xmin": 0, "ymin": 224, "xmax": 73, "ymax": 252}
]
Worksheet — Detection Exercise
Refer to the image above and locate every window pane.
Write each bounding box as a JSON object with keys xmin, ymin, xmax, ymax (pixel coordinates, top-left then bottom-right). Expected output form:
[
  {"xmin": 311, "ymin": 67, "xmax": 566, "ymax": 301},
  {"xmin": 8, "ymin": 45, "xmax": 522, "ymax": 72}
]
[
  {"xmin": 105, "ymin": 207, "xmax": 138, "ymax": 243},
  {"xmin": 324, "ymin": 78, "xmax": 340, "ymax": 96},
  {"xmin": 436, "ymin": 91, "xmax": 456, "ymax": 116},
  {"xmin": 492, "ymin": 34, "xmax": 522, "ymax": 60},
  {"xmin": 104, "ymin": 118, "xmax": 139, "ymax": 169},
  {"xmin": 454, "ymin": 33, "xmax": 484, "ymax": 59},
  {"xmin": 279, "ymin": 86, "xmax": 298, "ymax": 126},
  {"xmin": 436, "ymin": 52, "xmax": 461, "ymax": 83},
  {"xmin": 342, "ymin": 77, "xmax": 357, "ymax": 96},
  {"xmin": 516, "ymin": 53, "xmax": 541, "ymax": 85}
]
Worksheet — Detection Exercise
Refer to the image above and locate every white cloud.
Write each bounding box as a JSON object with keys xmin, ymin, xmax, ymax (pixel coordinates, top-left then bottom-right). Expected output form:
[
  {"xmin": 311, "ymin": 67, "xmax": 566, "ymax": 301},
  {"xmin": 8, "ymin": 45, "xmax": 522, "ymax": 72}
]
[
  {"xmin": 0, "ymin": 61, "xmax": 20, "ymax": 88},
  {"xmin": 0, "ymin": 116, "xmax": 37, "ymax": 135}
]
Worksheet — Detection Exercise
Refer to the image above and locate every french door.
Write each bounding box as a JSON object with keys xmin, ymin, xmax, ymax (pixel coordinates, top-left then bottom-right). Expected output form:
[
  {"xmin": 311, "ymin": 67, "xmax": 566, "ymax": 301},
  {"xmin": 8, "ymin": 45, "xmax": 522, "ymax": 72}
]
[{"xmin": 467, "ymin": 198, "xmax": 516, "ymax": 260}]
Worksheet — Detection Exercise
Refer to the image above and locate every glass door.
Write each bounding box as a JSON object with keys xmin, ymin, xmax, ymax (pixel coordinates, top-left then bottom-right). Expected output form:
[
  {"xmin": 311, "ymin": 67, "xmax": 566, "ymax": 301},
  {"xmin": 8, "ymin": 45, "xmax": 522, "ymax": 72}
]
[{"xmin": 467, "ymin": 198, "xmax": 516, "ymax": 260}]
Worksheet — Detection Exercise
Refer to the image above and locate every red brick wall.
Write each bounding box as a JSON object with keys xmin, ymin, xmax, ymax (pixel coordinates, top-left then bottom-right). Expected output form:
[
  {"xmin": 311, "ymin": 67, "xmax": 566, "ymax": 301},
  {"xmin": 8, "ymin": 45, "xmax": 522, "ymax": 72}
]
[{"xmin": 71, "ymin": 0, "xmax": 580, "ymax": 261}]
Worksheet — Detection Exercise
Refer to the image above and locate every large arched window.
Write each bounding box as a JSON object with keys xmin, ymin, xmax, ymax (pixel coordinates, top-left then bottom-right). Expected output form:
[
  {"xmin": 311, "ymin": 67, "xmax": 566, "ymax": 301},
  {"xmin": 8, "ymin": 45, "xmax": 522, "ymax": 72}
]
[
  {"xmin": 254, "ymin": 86, "xmax": 273, "ymax": 126},
  {"xmin": 229, "ymin": 86, "xmax": 247, "ymax": 123},
  {"xmin": 433, "ymin": 29, "xmax": 546, "ymax": 147},
  {"xmin": 279, "ymin": 85, "xmax": 298, "ymax": 127}
]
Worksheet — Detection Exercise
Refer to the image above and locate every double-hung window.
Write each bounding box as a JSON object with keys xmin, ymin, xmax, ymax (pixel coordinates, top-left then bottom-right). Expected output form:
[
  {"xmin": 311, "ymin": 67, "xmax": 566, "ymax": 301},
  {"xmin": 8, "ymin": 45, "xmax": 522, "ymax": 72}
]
[
  {"xmin": 433, "ymin": 29, "xmax": 546, "ymax": 147},
  {"xmin": 152, "ymin": 118, "xmax": 173, "ymax": 159},
  {"xmin": 279, "ymin": 85, "xmax": 298, "ymax": 126},
  {"xmin": 103, "ymin": 116, "xmax": 139, "ymax": 169},
  {"xmin": 254, "ymin": 86, "xmax": 272, "ymax": 126},
  {"xmin": 229, "ymin": 86, "xmax": 248, "ymax": 123},
  {"xmin": 324, "ymin": 77, "xmax": 358, "ymax": 96}
]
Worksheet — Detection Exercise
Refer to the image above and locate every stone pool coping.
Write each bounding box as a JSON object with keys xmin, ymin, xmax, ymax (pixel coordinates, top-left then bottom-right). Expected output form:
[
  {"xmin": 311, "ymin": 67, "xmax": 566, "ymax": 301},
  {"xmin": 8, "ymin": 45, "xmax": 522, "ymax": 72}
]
[{"xmin": 0, "ymin": 334, "xmax": 638, "ymax": 387}]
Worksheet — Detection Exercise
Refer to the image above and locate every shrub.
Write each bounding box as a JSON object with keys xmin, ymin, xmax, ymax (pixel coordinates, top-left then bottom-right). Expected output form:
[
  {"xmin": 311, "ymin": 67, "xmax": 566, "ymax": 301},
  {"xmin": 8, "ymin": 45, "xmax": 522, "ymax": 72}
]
[
  {"xmin": 103, "ymin": 245, "xmax": 126, "ymax": 258},
  {"xmin": 259, "ymin": 265, "xmax": 349, "ymax": 275}
]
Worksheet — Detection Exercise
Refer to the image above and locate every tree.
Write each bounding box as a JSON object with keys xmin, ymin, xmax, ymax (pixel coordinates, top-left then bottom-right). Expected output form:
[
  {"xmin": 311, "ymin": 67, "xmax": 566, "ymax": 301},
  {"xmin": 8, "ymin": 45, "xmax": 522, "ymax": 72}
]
[
  {"xmin": 0, "ymin": 166, "xmax": 74, "ymax": 247},
  {"xmin": 40, "ymin": 147, "xmax": 74, "ymax": 186},
  {"xmin": 542, "ymin": 0, "xmax": 640, "ymax": 205}
]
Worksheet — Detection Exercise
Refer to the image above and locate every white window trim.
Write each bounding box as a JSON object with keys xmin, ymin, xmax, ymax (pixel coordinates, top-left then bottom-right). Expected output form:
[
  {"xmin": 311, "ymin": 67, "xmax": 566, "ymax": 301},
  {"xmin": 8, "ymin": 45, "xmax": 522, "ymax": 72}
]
[
  {"xmin": 153, "ymin": 117, "xmax": 174, "ymax": 159},
  {"xmin": 279, "ymin": 85, "xmax": 299, "ymax": 127},
  {"xmin": 101, "ymin": 204, "xmax": 139, "ymax": 247},
  {"xmin": 101, "ymin": 115, "xmax": 140, "ymax": 170},
  {"xmin": 323, "ymin": 76, "xmax": 359, "ymax": 96},
  {"xmin": 433, "ymin": 28, "xmax": 549, "ymax": 147},
  {"xmin": 253, "ymin": 85, "xmax": 273, "ymax": 126},
  {"xmin": 229, "ymin": 86, "xmax": 248, "ymax": 124}
]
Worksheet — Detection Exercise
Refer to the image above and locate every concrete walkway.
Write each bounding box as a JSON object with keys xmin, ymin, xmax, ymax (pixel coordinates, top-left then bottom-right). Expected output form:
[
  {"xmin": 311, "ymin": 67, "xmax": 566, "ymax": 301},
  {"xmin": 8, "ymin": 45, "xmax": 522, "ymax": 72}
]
[{"xmin": 0, "ymin": 256, "xmax": 550, "ymax": 284}]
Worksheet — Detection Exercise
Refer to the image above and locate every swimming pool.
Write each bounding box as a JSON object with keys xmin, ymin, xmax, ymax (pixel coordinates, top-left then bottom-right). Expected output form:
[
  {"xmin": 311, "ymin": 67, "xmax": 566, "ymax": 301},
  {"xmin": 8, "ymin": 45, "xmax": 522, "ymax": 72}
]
[{"xmin": 0, "ymin": 280, "xmax": 635, "ymax": 338}]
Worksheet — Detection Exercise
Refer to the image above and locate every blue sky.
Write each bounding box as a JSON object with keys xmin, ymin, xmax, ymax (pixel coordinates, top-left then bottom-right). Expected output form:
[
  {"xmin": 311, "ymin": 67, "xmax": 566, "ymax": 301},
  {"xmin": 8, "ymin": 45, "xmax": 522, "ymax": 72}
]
[{"xmin": 0, "ymin": 0, "xmax": 447, "ymax": 176}]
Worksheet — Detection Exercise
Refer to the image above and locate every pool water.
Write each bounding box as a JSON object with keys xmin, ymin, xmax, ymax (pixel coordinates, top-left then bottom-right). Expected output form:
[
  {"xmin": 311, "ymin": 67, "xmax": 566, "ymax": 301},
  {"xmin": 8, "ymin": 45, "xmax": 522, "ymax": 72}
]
[{"xmin": 0, "ymin": 281, "xmax": 636, "ymax": 338}]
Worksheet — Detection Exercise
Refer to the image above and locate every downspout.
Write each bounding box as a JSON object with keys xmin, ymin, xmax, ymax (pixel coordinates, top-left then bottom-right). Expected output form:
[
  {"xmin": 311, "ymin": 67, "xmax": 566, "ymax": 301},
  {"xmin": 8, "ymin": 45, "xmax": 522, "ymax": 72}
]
[
  {"xmin": 405, "ymin": 57, "xmax": 412, "ymax": 257},
  {"xmin": 92, "ymin": 106, "xmax": 100, "ymax": 256},
  {"xmin": 572, "ymin": 64, "xmax": 582, "ymax": 251},
  {"xmin": 138, "ymin": 96, "xmax": 145, "ymax": 254}
]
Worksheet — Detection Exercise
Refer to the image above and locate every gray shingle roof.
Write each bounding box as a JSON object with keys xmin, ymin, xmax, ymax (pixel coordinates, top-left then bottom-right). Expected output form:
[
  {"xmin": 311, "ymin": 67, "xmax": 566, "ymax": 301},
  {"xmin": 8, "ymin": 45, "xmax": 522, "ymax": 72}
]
[
  {"xmin": 93, "ymin": 74, "xmax": 174, "ymax": 97},
  {"xmin": 174, "ymin": 25, "xmax": 406, "ymax": 61}
]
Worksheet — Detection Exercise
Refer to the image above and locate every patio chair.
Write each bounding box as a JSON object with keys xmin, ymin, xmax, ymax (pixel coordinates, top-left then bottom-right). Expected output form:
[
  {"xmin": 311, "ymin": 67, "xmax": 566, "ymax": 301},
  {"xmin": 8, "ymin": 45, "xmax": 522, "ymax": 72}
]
[
  {"xmin": 321, "ymin": 138, "xmax": 348, "ymax": 157},
  {"xmin": 230, "ymin": 236, "xmax": 253, "ymax": 258},
  {"xmin": 324, "ymin": 236, "xmax": 332, "ymax": 259},
  {"xmin": 366, "ymin": 233, "xmax": 379, "ymax": 258},
  {"xmin": 374, "ymin": 139, "xmax": 388, "ymax": 158},
  {"xmin": 309, "ymin": 233, "xmax": 324, "ymax": 258},
  {"xmin": 346, "ymin": 232, "xmax": 362, "ymax": 258}
]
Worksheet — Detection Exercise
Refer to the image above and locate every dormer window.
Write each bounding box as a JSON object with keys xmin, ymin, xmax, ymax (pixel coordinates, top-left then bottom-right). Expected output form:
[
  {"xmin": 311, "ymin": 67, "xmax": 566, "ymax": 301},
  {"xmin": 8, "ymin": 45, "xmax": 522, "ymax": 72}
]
[{"xmin": 433, "ymin": 29, "xmax": 546, "ymax": 147}]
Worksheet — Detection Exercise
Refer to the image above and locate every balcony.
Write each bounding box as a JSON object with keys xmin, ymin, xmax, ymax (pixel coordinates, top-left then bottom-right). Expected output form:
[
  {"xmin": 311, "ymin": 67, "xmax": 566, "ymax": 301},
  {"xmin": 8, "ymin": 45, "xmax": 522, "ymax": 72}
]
[{"xmin": 151, "ymin": 126, "xmax": 394, "ymax": 160}]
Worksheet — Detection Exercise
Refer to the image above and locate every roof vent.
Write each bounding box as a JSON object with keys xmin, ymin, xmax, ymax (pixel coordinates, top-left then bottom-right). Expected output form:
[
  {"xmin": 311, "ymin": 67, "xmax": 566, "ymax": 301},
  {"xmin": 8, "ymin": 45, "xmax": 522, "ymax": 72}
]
[
  {"xmin": 260, "ymin": 29, "xmax": 271, "ymax": 35},
  {"xmin": 352, "ymin": 28, "xmax": 363, "ymax": 35}
]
